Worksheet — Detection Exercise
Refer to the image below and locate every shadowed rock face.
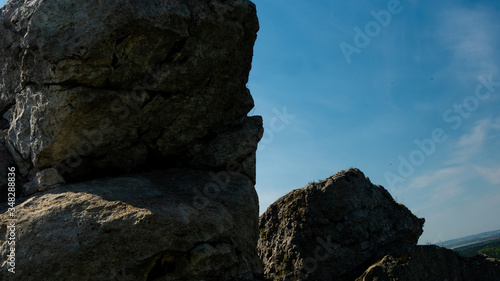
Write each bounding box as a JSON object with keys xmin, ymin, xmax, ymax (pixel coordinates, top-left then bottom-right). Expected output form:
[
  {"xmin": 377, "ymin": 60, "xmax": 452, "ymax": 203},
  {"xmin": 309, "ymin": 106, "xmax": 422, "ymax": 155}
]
[
  {"xmin": 1, "ymin": 0, "xmax": 263, "ymax": 280},
  {"xmin": 258, "ymin": 169, "xmax": 425, "ymax": 281},
  {"xmin": 258, "ymin": 169, "xmax": 500, "ymax": 281},
  {"xmin": 0, "ymin": 131, "xmax": 15, "ymax": 201},
  {"xmin": 1, "ymin": 0, "xmax": 261, "ymax": 192},
  {"xmin": 357, "ymin": 245, "xmax": 500, "ymax": 281},
  {"xmin": 3, "ymin": 0, "xmax": 494, "ymax": 280},
  {"xmin": 0, "ymin": 169, "xmax": 262, "ymax": 281}
]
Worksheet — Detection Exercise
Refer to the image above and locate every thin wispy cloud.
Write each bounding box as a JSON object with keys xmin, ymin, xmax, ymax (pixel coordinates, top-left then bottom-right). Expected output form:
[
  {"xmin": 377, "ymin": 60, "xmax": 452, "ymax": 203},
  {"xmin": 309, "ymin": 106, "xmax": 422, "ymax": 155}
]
[
  {"xmin": 409, "ymin": 118, "xmax": 500, "ymax": 191},
  {"xmin": 408, "ymin": 167, "xmax": 465, "ymax": 190},
  {"xmin": 458, "ymin": 121, "xmax": 488, "ymax": 147},
  {"xmin": 436, "ymin": 4, "xmax": 500, "ymax": 77},
  {"xmin": 475, "ymin": 165, "xmax": 500, "ymax": 185},
  {"xmin": 430, "ymin": 179, "xmax": 465, "ymax": 202},
  {"xmin": 448, "ymin": 118, "xmax": 500, "ymax": 165},
  {"xmin": 406, "ymin": 117, "xmax": 500, "ymax": 242}
]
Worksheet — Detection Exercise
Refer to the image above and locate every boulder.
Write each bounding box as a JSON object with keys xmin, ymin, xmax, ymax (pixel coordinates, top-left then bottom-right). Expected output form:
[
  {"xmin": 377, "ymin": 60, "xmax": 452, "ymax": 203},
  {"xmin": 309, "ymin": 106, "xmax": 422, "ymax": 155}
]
[
  {"xmin": 357, "ymin": 245, "xmax": 500, "ymax": 281},
  {"xmin": 0, "ymin": 169, "xmax": 262, "ymax": 281},
  {"xmin": 258, "ymin": 168, "xmax": 425, "ymax": 281},
  {"xmin": 0, "ymin": 0, "xmax": 264, "ymax": 279},
  {"xmin": 0, "ymin": 0, "xmax": 260, "ymax": 191},
  {"xmin": 0, "ymin": 128, "xmax": 28, "ymax": 202}
]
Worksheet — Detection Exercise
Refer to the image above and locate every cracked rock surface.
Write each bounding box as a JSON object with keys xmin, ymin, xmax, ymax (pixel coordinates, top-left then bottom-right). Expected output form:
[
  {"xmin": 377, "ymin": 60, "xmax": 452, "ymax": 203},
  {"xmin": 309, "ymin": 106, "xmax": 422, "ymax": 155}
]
[
  {"xmin": 1, "ymin": 0, "xmax": 263, "ymax": 280},
  {"xmin": 258, "ymin": 169, "xmax": 425, "ymax": 281},
  {"xmin": 1, "ymin": 0, "xmax": 261, "ymax": 190},
  {"xmin": 0, "ymin": 169, "xmax": 261, "ymax": 280}
]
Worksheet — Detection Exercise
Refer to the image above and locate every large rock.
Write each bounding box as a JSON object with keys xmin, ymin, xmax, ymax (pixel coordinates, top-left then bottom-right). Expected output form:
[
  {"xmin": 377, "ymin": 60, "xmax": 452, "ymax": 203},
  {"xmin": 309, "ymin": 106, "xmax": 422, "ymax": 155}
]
[
  {"xmin": 258, "ymin": 168, "xmax": 425, "ymax": 281},
  {"xmin": 0, "ymin": 168, "xmax": 262, "ymax": 280},
  {"xmin": 1, "ymin": 0, "xmax": 264, "ymax": 279},
  {"xmin": 0, "ymin": 127, "xmax": 28, "ymax": 202},
  {"xmin": 0, "ymin": 0, "xmax": 260, "ymax": 191},
  {"xmin": 357, "ymin": 245, "xmax": 500, "ymax": 281}
]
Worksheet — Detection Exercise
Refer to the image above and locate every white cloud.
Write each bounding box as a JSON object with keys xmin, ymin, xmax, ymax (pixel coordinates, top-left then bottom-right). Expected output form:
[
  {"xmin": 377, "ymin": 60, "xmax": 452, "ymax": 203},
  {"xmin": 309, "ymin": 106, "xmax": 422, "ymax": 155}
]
[
  {"xmin": 408, "ymin": 167, "xmax": 464, "ymax": 190},
  {"xmin": 448, "ymin": 118, "xmax": 499, "ymax": 165},
  {"xmin": 407, "ymin": 118, "xmax": 500, "ymax": 242},
  {"xmin": 406, "ymin": 166, "xmax": 466, "ymax": 216},
  {"xmin": 457, "ymin": 119, "xmax": 488, "ymax": 147},
  {"xmin": 474, "ymin": 165, "xmax": 500, "ymax": 185},
  {"xmin": 430, "ymin": 179, "xmax": 465, "ymax": 202},
  {"xmin": 434, "ymin": 4, "xmax": 500, "ymax": 85}
]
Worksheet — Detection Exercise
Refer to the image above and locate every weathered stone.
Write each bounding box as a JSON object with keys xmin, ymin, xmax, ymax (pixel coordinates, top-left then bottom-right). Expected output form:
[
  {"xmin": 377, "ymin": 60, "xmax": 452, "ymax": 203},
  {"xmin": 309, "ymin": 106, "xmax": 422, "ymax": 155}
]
[
  {"xmin": 258, "ymin": 168, "xmax": 425, "ymax": 281},
  {"xmin": 1, "ymin": 128, "xmax": 28, "ymax": 202},
  {"xmin": 1, "ymin": 0, "xmax": 264, "ymax": 279},
  {"xmin": 0, "ymin": 0, "xmax": 260, "ymax": 191},
  {"xmin": 23, "ymin": 167, "xmax": 65, "ymax": 196},
  {"xmin": 0, "ymin": 118, "xmax": 7, "ymax": 130},
  {"xmin": 0, "ymin": 168, "xmax": 262, "ymax": 280},
  {"xmin": 356, "ymin": 245, "xmax": 500, "ymax": 281},
  {"xmin": 187, "ymin": 116, "xmax": 263, "ymax": 183},
  {"xmin": 0, "ymin": 130, "xmax": 15, "ymax": 202}
]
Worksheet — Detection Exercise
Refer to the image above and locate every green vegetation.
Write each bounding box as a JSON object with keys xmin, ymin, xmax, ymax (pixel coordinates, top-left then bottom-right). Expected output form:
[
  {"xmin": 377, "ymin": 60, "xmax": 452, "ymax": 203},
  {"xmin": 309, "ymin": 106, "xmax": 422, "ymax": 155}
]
[
  {"xmin": 455, "ymin": 238, "xmax": 500, "ymax": 260},
  {"xmin": 394, "ymin": 255, "xmax": 410, "ymax": 265},
  {"xmin": 479, "ymin": 247, "xmax": 500, "ymax": 259},
  {"xmin": 260, "ymin": 228, "xmax": 266, "ymax": 238}
]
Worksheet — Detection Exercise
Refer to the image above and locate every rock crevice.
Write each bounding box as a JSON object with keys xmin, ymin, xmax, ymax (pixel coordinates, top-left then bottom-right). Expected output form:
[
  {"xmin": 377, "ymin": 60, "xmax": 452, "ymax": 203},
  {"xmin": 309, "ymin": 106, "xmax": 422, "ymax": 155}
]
[
  {"xmin": 1, "ymin": 0, "xmax": 261, "ymax": 194},
  {"xmin": 1, "ymin": 0, "xmax": 263, "ymax": 280}
]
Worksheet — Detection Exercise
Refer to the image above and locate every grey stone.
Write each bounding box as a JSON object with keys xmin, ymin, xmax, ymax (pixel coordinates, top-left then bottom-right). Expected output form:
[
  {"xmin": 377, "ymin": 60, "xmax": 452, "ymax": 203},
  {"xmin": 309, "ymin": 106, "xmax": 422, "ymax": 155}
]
[
  {"xmin": 0, "ymin": 169, "xmax": 262, "ymax": 280},
  {"xmin": 23, "ymin": 167, "xmax": 65, "ymax": 196},
  {"xmin": 0, "ymin": 129, "xmax": 28, "ymax": 202},
  {"xmin": 258, "ymin": 168, "xmax": 425, "ymax": 281},
  {"xmin": 0, "ymin": 0, "xmax": 260, "ymax": 191},
  {"xmin": 0, "ymin": 0, "xmax": 263, "ymax": 279},
  {"xmin": 0, "ymin": 130, "xmax": 15, "ymax": 202},
  {"xmin": 356, "ymin": 245, "xmax": 500, "ymax": 281}
]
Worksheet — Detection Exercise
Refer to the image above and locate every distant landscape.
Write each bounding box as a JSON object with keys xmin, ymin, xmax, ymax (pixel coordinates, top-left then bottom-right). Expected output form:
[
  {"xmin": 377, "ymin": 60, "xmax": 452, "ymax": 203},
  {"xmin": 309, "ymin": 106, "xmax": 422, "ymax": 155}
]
[{"xmin": 439, "ymin": 229, "xmax": 500, "ymax": 260}]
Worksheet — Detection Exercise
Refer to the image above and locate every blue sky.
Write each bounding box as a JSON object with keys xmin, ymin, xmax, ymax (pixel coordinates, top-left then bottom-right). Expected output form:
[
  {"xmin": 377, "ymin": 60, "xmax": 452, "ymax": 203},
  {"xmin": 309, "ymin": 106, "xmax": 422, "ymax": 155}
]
[
  {"xmin": 249, "ymin": 0, "xmax": 500, "ymax": 244},
  {"xmin": 2, "ymin": 0, "xmax": 499, "ymax": 244}
]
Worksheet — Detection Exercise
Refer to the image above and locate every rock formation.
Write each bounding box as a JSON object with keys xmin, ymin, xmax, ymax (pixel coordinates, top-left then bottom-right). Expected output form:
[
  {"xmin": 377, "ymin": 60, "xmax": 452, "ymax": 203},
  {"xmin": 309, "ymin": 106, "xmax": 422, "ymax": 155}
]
[
  {"xmin": 258, "ymin": 168, "xmax": 425, "ymax": 281},
  {"xmin": 258, "ymin": 168, "xmax": 500, "ymax": 281},
  {"xmin": 357, "ymin": 245, "xmax": 500, "ymax": 281},
  {"xmin": 1, "ymin": 0, "xmax": 260, "ymax": 193},
  {"xmin": 0, "ymin": 129, "xmax": 19, "ymax": 202},
  {"xmin": 0, "ymin": 169, "xmax": 262, "ymax": 280},
  {"xmin": 1, "ymin": 0, "xmax": 263, "ymax": 280},
  {"xmin": 2, "ymin": 0, "xmax": 498, "ymax": 280}
]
